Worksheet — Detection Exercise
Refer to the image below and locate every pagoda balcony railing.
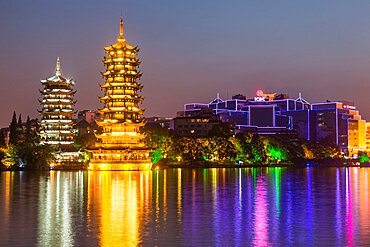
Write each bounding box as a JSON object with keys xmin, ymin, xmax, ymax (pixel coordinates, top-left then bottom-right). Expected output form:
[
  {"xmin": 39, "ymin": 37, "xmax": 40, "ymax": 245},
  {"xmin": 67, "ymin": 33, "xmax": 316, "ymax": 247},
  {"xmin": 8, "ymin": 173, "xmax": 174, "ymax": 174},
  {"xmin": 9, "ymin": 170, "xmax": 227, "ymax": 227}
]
[
  {"xmin": 41, "ymin": 109, "xmax": 76, "ymax": 113},
  {"xmin": 41, "ymin": 95, "xmax": 75, "ymax": 100},
  {"xmin": 91, "ymin": 154, "xmax": 150, "ymax": 162},
  {"xmin": 42, "ymin": 128, "xmax": 73, "ymax": 132},
  {"xmin": 42, "ymin": 81, "xmax": 73, "ymax": 87},
  {"xmin": 41, "ymin": 137, "xmax": 74, "ymax": 141}
]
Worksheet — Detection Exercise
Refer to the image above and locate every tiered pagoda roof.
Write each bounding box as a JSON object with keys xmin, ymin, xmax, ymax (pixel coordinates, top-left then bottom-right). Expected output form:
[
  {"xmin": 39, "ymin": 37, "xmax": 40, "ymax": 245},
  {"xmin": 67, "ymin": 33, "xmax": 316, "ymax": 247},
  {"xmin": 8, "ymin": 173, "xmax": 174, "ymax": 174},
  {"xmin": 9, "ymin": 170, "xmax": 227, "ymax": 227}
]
[
  {"xmin": 97, "ymin": 17, "xmax": 144, "ymax": 127},
  {"xmin": 39, "ymin": 57, "xmax": 76, "ymax": 146}
]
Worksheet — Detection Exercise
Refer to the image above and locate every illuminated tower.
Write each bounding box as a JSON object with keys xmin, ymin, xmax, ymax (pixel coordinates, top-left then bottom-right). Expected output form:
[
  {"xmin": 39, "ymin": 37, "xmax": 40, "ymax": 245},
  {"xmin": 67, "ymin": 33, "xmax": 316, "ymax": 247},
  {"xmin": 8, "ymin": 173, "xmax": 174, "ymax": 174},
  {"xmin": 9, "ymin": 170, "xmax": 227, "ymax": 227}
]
[
  {"xmin": 88, "ymin": 17, "xmax": 152, "ymax": 170},
  {"xmin": 39, "ymin": 57, "xmax": 76, "ymax": 146}
]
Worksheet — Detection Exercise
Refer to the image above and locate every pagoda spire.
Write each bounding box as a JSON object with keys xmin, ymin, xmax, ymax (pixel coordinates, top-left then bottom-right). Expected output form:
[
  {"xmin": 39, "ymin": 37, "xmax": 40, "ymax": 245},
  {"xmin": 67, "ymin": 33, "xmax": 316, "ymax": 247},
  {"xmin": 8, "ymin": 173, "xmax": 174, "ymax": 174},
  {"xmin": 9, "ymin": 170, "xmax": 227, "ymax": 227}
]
[
  {"xmin": 55, "ymin": 57, "xmax": 62, "ymax": 76},
  {"xmin": 118, "ymin": 16, "xmax": 125, "ymax": 41}
]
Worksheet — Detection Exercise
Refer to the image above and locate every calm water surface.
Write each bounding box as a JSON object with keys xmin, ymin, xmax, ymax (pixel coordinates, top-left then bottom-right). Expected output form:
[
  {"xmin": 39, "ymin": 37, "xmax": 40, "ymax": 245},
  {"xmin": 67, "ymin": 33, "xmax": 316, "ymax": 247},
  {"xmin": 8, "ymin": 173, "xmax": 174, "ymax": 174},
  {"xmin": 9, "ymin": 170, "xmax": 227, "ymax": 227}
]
[{"xmin": 0, "ymin": 168, "xmax": 369, "ymax": 246}]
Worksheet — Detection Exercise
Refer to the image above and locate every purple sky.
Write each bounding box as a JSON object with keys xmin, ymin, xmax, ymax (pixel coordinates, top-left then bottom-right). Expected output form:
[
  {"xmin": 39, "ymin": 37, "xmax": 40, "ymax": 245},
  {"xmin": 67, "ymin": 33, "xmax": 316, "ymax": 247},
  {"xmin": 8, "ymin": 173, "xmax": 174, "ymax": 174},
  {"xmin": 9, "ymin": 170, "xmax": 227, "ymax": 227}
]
[{"xmin": 1, "ymin": 0, "xmax": 370, "ymax": 127}]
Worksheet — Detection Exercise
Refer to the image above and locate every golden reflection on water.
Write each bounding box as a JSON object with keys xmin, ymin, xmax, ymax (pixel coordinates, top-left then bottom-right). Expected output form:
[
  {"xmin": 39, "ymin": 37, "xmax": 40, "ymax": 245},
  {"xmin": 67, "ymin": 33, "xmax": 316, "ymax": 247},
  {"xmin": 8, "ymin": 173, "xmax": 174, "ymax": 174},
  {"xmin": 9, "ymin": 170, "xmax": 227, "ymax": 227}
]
[
  {"xmin": 177, "ymin": 169, "xmax": 182, "ymax": 224},
  {"xmin": 163, "ymin": 169, "xmax": 167, "ymax": 223},
  {"xmin": 87, "ymin": 171, "xmax": 152, "ymax": 247},
  {"xmin": 4, "ymin": 172, "xmax": 11, "ymax": 224},
  {"xmin": 1, "ymin": 172, "xmax": 12, "ymax": 237}
]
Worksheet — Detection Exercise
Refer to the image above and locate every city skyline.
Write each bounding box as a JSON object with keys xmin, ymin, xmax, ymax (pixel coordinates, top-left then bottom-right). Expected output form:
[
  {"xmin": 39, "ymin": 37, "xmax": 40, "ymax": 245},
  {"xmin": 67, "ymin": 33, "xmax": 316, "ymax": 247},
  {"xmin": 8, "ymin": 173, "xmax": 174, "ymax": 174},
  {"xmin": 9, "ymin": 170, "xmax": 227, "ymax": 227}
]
[{"xmin": 2, "ymin": 0, "xmax": 370, "ymax": 127}]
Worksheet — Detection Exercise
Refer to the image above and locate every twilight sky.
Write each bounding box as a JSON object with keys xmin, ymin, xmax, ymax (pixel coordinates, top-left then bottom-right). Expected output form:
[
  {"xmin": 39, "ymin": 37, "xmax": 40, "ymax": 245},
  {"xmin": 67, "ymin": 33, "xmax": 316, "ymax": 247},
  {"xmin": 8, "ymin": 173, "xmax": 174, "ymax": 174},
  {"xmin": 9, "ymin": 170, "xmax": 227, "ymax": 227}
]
[{"xmin": 1, "ymin": 0, "xmax": 370, "ymax": 127}]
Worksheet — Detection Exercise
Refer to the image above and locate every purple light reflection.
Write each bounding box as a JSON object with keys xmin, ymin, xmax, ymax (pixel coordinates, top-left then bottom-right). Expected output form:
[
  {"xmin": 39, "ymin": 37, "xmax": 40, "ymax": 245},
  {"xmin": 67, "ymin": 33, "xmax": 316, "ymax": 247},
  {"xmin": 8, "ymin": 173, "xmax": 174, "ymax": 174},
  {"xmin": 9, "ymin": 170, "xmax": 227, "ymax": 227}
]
[
  {"xmin": 252, "ymin": 175, "xmax": 270, "ymax": 246},
  {"xmin": 345, "ymin": 168, "xmax": 354, "ymax": 247}
]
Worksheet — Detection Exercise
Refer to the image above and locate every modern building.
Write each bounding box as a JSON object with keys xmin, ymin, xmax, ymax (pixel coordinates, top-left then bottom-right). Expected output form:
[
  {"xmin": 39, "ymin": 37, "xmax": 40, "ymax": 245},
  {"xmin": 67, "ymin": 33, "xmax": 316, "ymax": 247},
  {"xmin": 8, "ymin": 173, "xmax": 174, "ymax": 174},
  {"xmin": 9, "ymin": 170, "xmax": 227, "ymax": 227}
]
[
  {"xmin": 77, "ymin": 110, "xmax": 100, "ymax": 124},
  {"xmin": 38, "ymin": 57, "xmax": 76, "ymax": 146},
  {"xmin": 183, "ymin": 91, "xmax": 295, "ymax": 135},
  {"xmin": 310, "ymin": 101, "xmax": 366, "ymax": 157},
  {"xmin": 144, "ymin": 117, "xmax": 173, "ymax": 129},
  {"xmin": 88, "ymin": 17, "xmax": 152, "ymax": 170},
  {"xmin": 182, "ymin": 91, "xmax": 367, "ymax": 157},
  {"xmin": 174, "ymin": 108, "xmax": 222, "ymax": 136}
]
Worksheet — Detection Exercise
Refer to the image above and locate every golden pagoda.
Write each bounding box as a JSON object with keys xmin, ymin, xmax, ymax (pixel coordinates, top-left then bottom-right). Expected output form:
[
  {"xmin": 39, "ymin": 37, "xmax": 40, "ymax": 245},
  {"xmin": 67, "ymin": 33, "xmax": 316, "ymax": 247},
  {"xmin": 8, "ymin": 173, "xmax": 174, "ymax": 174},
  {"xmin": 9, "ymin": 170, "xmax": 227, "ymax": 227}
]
[{"xmin": 88, "ymin": 17, "xmax": 152, "ymax": 170}]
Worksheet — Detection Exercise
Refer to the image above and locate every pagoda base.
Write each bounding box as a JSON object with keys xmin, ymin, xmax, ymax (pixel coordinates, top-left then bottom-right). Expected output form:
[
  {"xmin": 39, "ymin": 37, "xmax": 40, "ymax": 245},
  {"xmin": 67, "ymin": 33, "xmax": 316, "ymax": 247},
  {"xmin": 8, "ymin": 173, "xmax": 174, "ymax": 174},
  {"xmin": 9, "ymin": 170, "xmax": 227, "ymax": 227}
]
[{"xmin": 88, "ymin": 148, "xmax": 152, "ymax": 171}]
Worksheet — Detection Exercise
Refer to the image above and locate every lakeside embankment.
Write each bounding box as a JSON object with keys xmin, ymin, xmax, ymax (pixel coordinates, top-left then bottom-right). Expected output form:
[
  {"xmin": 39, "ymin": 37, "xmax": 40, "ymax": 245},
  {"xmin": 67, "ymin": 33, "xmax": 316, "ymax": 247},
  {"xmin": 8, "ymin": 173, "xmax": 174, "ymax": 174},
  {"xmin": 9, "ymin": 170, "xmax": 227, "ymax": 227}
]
[
  {"xmin": 154, "ymin": 158, "xmax": 370, "ymax": 169},
  {"xmin": 2, "ymin": 158, "xmax": 369, "ymax": 171},
  {"xmin": 154, "ymin": 164, "xmax": 370, "ymax": 169}
]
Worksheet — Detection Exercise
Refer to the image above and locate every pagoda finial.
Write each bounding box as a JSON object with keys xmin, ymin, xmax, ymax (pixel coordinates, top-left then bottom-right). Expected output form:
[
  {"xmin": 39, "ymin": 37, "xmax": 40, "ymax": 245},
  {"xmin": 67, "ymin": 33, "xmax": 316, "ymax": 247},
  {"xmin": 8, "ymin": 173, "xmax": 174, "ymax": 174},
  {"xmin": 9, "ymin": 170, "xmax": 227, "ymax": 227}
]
[
  {"xmin": 55, "ymin": 57, "xmax": 62, "ymax": 76},
  {"xmin": 118, "ymin": 16, "xmax": 125, "ymax": 41}
]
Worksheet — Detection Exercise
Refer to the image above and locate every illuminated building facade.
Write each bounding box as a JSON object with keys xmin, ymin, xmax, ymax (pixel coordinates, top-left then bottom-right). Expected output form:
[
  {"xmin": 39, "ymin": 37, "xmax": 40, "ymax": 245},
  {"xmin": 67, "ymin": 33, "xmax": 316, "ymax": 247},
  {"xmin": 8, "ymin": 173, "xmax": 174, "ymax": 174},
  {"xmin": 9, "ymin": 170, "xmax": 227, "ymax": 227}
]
[
  {"xmin": 181, "ymin": 92, "xmax": 295, "ymax": 135},
  {"xmin": 310, "ymin": 102, "xmax": 366, "ymax": 157},
  {"xmin": 88, "ymin": 17, "xmax": 152, "ymax": 170},
  {"xmin": 182, "ymin": 92, "xmax": 367, "ymax": 157},
  {"xmin": 365, "ymin": 122, "xmax": 370, "ymax": 155},
  {"xmin": 39, "ymin": 57, "xmax": 76, "ymax": 146}
]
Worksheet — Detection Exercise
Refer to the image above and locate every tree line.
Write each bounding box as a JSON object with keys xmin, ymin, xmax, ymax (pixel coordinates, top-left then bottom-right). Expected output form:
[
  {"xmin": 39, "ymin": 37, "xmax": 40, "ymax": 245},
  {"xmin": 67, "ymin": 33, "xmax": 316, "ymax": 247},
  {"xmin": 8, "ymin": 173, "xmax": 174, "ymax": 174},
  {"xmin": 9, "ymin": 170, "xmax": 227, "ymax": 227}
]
[
  {"xmin": 0, "ymin": 112, "xmax": 53, "ymax": 170},
  {"xmin": 142, "ymin": 123, "xmax": 343, "ymax": 166}
]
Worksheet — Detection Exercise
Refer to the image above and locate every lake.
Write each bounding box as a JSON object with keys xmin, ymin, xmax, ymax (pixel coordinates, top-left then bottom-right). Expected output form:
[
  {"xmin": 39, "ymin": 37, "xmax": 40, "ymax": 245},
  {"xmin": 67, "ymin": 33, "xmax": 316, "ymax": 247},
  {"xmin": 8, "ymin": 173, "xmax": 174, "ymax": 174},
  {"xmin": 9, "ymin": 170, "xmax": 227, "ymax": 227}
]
[{"xmin": 0, "ymin": 167, "xmax": 369, "ymax": 246}]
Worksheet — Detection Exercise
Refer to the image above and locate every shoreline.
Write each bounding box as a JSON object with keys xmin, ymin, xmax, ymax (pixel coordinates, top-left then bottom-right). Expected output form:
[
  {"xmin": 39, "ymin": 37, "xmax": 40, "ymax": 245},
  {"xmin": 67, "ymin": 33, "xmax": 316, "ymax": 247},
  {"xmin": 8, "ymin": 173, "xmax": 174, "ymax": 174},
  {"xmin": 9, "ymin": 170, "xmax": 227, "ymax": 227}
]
[
  {"xmin": 155, "ymin": 163, "xmax": 369, "ymax": 169},
  {"xmin": 1, "ymin": 160, "xmax": 369, "ymax": 171}
]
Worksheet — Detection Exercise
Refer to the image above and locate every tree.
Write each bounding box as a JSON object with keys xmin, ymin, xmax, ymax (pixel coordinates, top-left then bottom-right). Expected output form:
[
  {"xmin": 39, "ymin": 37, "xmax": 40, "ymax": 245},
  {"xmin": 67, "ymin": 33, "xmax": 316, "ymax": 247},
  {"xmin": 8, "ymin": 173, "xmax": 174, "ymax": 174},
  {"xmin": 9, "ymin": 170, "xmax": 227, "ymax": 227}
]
[
  {"xmin": 16, "ymin": 114, "xmax": 25, "ymax": 144},
  {"xmin": 359, "ymin": 151, "xmax": 370, "ymax": 163},
  {"xmin": 0, "ymin": 130, "xmax": 6, "ymax": 148},
  {"xmin": 233, "ymin": 132, "xmax": 255, "ymax": 164},
  {"xmin": 19, "ymin": 144, "xmax": 55, "ymax": 170},
  {"xmin": 24, "ymin": 116, "xmax": 33, "ymax": 143},
  {"xmin": 18, "ymin": 114, "xmax": 22, "ymax": 126},
  {"xmin": 142, "ymin": 123, "xmax": 172, "ymax": 162},
  {"xmin": 8, "ymin": 111, "xmax": 19, "ymax": 145},
  {"xmin": 209, "ymin": 122, "xmax": 233, "ymax": 137},
  {"xmin": 150, "ymin": 149, "xmax": 163, "ymax": 164},
  {"xmin": 141, "ymin": 123, "xmax": 171, "ymax": 149},
  {"xmin": 0, "ymin": 130, "xmax": 6, "ymax": 167},
  {"xmin": 251, "ymin": 134, "xmax": 266, "ymax": 164}
]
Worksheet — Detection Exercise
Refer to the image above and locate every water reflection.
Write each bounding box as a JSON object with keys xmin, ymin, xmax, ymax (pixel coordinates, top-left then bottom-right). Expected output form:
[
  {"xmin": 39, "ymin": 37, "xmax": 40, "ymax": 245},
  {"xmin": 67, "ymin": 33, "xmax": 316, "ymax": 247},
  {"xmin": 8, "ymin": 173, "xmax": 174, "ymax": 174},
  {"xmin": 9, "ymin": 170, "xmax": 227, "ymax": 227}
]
[
  {"xmin": 1, "ymin": 168, "xmax": 370, "ymax": 246},
  {"xmin": 87, "ymin": 171, "xmax": 152, "ymax": 246},
  {"xmin": 253, "ymin": 172, "xmax": 269, "ymax": 246},
  {"xmin": 37, "ymin": 171, "xmax": 86, "ymax": 246}
]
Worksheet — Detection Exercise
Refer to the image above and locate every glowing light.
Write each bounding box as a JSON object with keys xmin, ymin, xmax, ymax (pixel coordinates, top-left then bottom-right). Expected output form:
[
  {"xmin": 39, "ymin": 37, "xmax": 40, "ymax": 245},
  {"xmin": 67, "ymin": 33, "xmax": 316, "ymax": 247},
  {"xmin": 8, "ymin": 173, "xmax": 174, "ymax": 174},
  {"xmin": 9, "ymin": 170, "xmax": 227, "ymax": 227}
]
[
  {"xmin": 360, "ymin": 153, "xmax": 369, "ymax": 163},
  {"xmin": 345, "ymin": 168, "xmax": 354, "ymax": 246},
  {"xmin": 88, "ymin": 17, "xmax": 152, "ymax": 170},
  {"xmin": 268, "ymin": 145, "xmax": 286, "ymax": 162},
  {"xmin": 253, "ymin": 174, "xmax": 269, "ymax": 246},
  {"xmin": 150, "ymin": 149, "xmax": 163, "ymax": 164},
  {"xmin": 89, "ymin": 162, "xmax": 152, "ymax": 171},
  {"xmin": 256, "ymin": 90, "xmax": 264, "ymax": 97},
  {"xmin": 86, "ymin": 171, "xmax": 152, "ymax": 246},
  {"xmin": 177, "ymin": 169, "xmax": 182, "ymax": 223}
]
